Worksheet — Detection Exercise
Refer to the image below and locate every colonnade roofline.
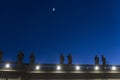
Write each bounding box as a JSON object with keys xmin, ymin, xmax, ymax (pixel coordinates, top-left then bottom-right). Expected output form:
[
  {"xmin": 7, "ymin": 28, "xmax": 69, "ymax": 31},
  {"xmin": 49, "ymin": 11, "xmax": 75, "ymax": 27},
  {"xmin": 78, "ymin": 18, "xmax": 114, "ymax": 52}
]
[
  {"xmin": 1, "ymin": 62, "xmax": 120, "ymax": 80},
  {"xmin": 0, "ymin": 62, "xmax": 120, "ymax": 72},
  {"xmin": 0, "ymin": 62, "xmax": 119, "ymax": 66}
]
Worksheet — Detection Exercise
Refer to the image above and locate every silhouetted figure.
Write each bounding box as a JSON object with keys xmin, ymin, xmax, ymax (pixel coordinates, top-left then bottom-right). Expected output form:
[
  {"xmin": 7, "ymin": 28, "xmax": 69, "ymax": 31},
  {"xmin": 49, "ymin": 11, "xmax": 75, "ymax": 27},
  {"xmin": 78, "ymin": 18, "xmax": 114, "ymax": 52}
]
[
  {"xmin": 94, "ymin": 55, "xmax": 99, "ymax": 65},
  {"xmin": 67, "ymin": 54, "xmax": 72, "ymax": 64},
  {"xmin": 60, "ymin": 53, "xmax": 64, "ymax": 64},
  {"xmin": 30, "ymin": 53, "xmax": 35, "ymax": 64},
  {"xmin": 17, "ymin": 51, "xmax": 24, "ymax": 64},
  {"xmin": 0, "ymin": 50, "xmax": 3, "ymax": 62},
  {"xmin": 102, "ymin": 55, "xmax": 106, "ymax": 66}
]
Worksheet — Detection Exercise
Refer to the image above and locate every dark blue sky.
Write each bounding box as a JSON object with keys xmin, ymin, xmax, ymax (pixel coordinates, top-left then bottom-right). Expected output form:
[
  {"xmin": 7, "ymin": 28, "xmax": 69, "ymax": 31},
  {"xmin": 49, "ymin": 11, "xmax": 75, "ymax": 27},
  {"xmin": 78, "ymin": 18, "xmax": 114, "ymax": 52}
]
[{"xmin": 0, "ymin": 0, "xmax": 120, "ymax": 64}]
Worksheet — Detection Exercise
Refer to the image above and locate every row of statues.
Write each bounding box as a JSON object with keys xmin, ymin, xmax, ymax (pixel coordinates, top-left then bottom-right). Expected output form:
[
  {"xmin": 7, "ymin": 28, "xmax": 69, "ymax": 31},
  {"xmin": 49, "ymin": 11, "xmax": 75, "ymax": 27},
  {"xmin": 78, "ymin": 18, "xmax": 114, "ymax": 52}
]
[
  {"xmin": 0, "ymin": 50, "xmax": 35, "ymax": 64},
  {"xmin": 17, "ymin": 51, "xmax": 35, "ymax": 64},
  {"xmin": 60, "ymin": 54, "xmax": 72, "ymax": 64},
  {"xmin": 0, "ymin": 50, "xmax": 107, "ymax": 65},
  {"xmin": 94, "ymin": 55, "xmax": 107, "ymax": 65},
  {"xmin": 60, "ymin": 54, "xmax": 107, "ymax": 65}
]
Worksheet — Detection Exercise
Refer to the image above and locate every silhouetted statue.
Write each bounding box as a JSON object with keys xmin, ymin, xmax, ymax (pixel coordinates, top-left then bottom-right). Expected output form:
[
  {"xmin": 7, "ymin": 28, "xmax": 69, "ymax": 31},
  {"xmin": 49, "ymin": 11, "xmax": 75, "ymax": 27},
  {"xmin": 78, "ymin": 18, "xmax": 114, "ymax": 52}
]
[
  {"xmin": 67, "ymin": 54, "xmax": 72, "ymax": 64},
  {"xmin": 102, "ymin": 55, "xmax": 106, "ymax": 66},
  {"xmin": 0, "ymin": 50, "xmax": 3, "ymax": 62},
  {"xmin": 17, "ymin": 51, "xmax": 24, "ymax": 64},
  {"xmin": 30, "ymin": 53, "xmax": 35, "ymax": 64},
  {"xmin": 94, "ymin": 55, "xmax": 99, "ymax": 65},
  {"xmin": 60, "ymin": 53, "xmax": 64, "ymax": 64}
]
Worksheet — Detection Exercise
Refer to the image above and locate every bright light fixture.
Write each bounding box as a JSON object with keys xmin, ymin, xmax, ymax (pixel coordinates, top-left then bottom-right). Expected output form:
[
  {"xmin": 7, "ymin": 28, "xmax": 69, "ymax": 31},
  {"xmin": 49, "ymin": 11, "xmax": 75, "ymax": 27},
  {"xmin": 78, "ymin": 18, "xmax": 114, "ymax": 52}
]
[
  {"xmin": 35, "ymin": 65, "xmax": 40, "ymax": 70},
  {"xmin": 111, "ymin": 66, "xmax": 117, "ymax": 70},
  {"xmin": 75, "ymin": 66, "xmax": 80, "ymax": 70},
  {"xmin": 5, "ymin": 63, "xmax": 10, "ymax": 68},
  {"xmin": 57, "ymin": 65, "xmax": 61, "ymax": 70},
  {"xmin": 95, "ymin": 66, "xmax": 99, "ymax": 70}
]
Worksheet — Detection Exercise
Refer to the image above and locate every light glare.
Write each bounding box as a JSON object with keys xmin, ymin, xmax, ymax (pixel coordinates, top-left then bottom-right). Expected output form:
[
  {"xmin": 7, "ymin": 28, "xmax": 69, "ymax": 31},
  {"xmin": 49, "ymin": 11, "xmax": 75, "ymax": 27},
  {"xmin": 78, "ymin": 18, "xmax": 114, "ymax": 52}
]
[
  {"xmin": 76, "ymin": 66, "xmax": 80, "ymax": 70},
  {"xmin": 57, "ymin": 65, "xmax": 61, "ymax": 70},
  {"xmin": 95, "ymin": 66, "xmax": 99, "ymax": 70},
  {"xmin": 35, "ymin": 65, "xmax": 40, "ymax": 70},
  {"xmin": 111, "ymin": 66, "xmax": 117, "ymax": 70},
  {"xmin": 5, "ymin": 63, "xmax": 10, "ymax": 68}
]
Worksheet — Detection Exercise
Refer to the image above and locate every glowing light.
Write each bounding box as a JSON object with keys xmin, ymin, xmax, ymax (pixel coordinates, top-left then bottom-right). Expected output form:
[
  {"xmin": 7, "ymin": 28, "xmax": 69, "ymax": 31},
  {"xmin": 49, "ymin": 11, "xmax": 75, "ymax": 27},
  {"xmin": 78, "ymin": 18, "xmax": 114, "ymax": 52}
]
[
  {"xmin": 111, "ymin": 66, "xmax": 117, "ymax": 70},
  {"xmin": 95, "ymin": 66, "xmax": 99, "ymax": 70},
  {"xmin": 35, "ymin": 65, "xmax": 40, "ymax": 70},
  {"xmin": 57, "ymin": 65, "xmax": 61, "ymax": 70},
  {"xmin": 52, "ymin": 8, "xmax": 55, "ymax": 11},
  {"xmin": 75, "ymin": 66, "xmax": 80, "ymax": 70},
  {"xmin": 5, "ymin": 63, "xmax": 10, "ymax": 68}
]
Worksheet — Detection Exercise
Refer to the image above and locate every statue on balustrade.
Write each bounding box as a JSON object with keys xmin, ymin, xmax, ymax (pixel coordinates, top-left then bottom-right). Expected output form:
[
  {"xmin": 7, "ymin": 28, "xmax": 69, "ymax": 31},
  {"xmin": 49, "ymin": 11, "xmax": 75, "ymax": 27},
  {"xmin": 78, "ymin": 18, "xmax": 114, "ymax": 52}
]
[
  {"xmin": 17, "ymin": 51, "xmax": 24, "ymax": 64},
  {"xmin": 0, "ymin": 50, "xmax": 3, "ymax": 62},
  {"xmin": 102, "ymin": 55, "xmax": 106, "ymax": 66},
  {"xmin": 94, "ymin": 55, "xmax": 99, "ymax": 65},
  {"xmin": 60, "ymin": 53, "xmax": 64, "ymax": 64},
  {"xmin": 30, "ymin": 53, "xmax": 35, "ymax": 64},
  {"xmin": 67, "ymin": 54, "xmax": 72, "ymax": 64}
]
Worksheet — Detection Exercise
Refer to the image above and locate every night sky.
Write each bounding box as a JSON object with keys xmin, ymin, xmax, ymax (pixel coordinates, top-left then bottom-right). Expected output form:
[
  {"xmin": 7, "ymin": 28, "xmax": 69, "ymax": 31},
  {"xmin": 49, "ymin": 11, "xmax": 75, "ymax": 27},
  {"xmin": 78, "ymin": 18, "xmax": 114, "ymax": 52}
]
[{"xmin": 0, "ymin": 0, "xmax": 120, "ymax": 64}]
